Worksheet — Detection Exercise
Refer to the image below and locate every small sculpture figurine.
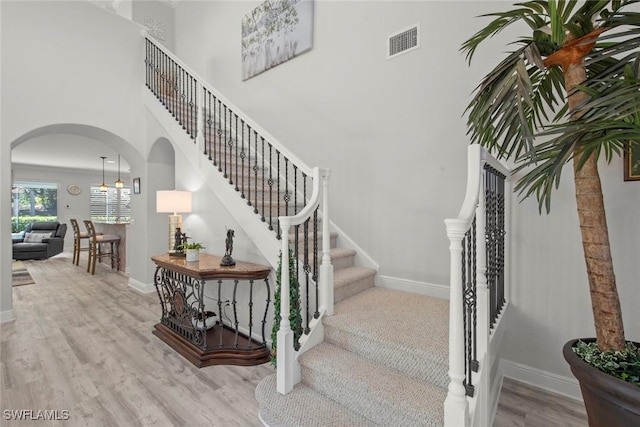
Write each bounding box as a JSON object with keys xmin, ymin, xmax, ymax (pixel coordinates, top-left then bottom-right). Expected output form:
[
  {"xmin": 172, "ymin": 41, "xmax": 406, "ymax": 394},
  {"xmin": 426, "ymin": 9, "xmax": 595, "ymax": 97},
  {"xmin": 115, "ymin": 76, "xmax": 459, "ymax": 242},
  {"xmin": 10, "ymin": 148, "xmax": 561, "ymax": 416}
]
[
  {"xmin": 220, "ymin": 228, "xmax": 236, "ymax": 266},
  {"xmin": 172, "ymin": 227, "xmax": 188, "ymax": 256}
]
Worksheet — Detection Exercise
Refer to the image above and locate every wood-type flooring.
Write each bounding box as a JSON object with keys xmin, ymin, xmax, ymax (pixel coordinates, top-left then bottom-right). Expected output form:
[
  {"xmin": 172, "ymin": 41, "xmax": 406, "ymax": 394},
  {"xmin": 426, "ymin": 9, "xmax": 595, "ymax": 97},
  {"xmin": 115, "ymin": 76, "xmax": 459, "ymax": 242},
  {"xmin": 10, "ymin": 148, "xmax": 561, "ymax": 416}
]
[{"xmin": 1, "ymin": 253, "xmax": 588, "ymax": 426}]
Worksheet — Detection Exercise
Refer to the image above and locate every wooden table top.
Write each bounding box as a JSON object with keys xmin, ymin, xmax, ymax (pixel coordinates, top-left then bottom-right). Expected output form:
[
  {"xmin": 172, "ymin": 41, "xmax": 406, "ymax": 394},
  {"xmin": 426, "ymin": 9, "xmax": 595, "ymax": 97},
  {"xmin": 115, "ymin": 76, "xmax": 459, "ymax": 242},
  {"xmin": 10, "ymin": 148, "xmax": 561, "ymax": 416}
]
[{"xmin": 151, "ymin": 253, "xmax": 271, "ymax": 281}]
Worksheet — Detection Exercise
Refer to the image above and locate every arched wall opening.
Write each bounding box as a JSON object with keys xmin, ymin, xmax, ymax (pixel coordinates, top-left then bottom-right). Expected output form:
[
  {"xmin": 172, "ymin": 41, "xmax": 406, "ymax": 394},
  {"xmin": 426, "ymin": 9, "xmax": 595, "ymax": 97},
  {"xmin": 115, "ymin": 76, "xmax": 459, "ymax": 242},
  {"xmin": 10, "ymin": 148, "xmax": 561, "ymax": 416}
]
[{"xmin": 2, "ymin": 123, "xmax": 155, "ymax": 321}]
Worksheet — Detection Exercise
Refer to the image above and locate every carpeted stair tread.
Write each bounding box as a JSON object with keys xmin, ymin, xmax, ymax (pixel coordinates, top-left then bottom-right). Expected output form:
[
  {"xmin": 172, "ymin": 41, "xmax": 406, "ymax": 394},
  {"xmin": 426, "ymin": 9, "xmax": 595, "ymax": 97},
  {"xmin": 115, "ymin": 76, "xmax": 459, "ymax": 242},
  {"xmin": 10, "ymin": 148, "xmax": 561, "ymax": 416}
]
[
  {"xmin": 333, "ymin": 266, "xmax": 376, "ymax": 302},
  {"xmin": 330, "ymin": 247, "xmax": 356, "ymax": 270},
  {"xmin": 255, "ymin": 373, "xmax": 376, "ymax": 427},
  {"xmin": 300, "ymin": 342, "xmax": 445, "ymax": 426},
  {"xmin": 324, "ymin": 287, "xmax": 449, "ymax": 386}
]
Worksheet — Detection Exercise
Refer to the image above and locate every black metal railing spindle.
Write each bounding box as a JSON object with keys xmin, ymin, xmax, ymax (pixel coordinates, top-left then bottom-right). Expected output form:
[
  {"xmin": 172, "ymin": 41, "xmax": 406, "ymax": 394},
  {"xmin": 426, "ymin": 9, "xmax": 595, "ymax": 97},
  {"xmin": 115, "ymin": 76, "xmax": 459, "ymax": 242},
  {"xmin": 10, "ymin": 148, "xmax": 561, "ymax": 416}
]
[
  {"xmin": 218, "ymin": 100, "xmax": 223, "ymax": 171},
  {"xmin": 313, "ymin": 208, "xmax": 319, "ymax": 319},
  {"xmin": 234, "ymin": 114, "xmax": 239, "ymax": 190},
  {"xmin": 276, "ymin": 151, "xmax": 281, "ymax": 239},
  {"xmin": 268, "ymin": 145, "xmax": 273, "ymax": 230}
]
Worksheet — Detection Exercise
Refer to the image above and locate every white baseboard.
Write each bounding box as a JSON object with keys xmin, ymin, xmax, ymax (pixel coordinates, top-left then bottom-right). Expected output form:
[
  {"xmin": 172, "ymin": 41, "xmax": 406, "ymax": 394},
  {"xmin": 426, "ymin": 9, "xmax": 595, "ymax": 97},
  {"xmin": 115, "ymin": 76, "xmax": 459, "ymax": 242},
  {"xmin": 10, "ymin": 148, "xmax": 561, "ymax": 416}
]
[
  {"xmin": 128, "ymin": 277, "xmax": 156, "ymax": 294},
  {"xmin": 501, "ymin": 359, "xmax": 583, "ymax": 401},
  {"xmin": 0, "ymin": 309, "xmax": 16, "ymax": 323},
  {"xmin": 378, "ymin": 275, "xmax": 449, "ymax": 300},
  {"xmin": 489, "ymin": 366, "xmax": 504, "ymax": 426}
]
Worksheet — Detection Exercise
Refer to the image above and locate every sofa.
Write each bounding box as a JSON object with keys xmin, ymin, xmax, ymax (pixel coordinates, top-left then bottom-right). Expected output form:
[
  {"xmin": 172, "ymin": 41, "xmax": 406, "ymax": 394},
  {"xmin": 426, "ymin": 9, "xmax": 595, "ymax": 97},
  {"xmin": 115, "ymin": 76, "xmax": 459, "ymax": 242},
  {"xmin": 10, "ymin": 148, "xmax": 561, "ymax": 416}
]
[{"xmin": 12, "ymin": 221, "xmax": 68, "ymax": 260}]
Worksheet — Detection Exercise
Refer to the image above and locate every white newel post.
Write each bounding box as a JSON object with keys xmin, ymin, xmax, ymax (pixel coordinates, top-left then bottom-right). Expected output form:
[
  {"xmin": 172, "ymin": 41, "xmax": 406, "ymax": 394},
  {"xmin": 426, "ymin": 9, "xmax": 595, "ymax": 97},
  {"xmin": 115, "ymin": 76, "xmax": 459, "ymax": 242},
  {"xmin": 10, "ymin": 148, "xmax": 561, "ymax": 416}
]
[
  {"xmin": 319, "ymin": 169, "xmax": 334, "ymax": 316},
  {"xmin": 444, "ymin": 218, "xmax": 470, "ymax": 427},
  {"xmin": 277, "ymin": 220, "xmax": 298, "ymax": 395}
]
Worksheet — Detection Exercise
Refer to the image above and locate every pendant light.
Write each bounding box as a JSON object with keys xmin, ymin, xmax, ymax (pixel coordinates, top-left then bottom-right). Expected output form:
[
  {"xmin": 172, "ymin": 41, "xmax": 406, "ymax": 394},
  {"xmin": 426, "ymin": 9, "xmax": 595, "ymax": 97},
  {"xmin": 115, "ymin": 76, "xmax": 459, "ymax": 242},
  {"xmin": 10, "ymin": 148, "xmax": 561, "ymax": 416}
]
[
  {"xmin": 114, "ymin": 154, "xmax": 124, "ymax": 189},
  {"xmin": 99, "ymin": 156, "xmax": 108, "ymax": 191}
]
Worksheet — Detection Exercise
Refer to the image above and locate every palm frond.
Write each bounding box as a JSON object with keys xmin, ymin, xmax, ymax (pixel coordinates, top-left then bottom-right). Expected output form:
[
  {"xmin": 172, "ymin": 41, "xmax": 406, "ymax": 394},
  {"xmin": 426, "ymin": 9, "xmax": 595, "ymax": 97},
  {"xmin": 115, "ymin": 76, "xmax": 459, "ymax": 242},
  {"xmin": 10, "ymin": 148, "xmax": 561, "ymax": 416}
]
[
  {"xmin": 464, "ymin": 0, "xmax": 640, "ymax": 211},
  {"xmin": 461, "ymin": 6, "xmax": 551, "ymax": 63}
]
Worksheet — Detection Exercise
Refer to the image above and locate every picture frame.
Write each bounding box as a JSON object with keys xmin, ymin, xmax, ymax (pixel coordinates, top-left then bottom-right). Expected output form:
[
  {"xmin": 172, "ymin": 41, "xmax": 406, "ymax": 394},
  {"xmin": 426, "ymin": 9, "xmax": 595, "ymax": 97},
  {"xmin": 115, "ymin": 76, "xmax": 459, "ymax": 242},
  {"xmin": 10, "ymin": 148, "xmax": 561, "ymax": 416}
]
[
  {"xmin": 623, "ymin": 142, "xmax": 640, "ymax": 181},
  {"xmin": 133, "ymin": 177, "xmax": 141, "ymax": 194}
]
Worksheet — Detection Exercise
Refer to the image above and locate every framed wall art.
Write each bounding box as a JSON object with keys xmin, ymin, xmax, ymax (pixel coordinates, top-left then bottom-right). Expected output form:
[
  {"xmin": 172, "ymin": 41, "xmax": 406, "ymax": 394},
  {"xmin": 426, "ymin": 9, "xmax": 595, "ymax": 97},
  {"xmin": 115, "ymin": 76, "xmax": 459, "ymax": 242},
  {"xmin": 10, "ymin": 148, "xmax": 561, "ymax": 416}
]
[
  {"xmin": 623, "ymin": 142, "xmax": 640, "ymax": 181},
  {"xmin": 133, "ymin": 177, "xmax": 141, "ymax": 194},
  {"xmin": 241, "ymin": 0, "xmax": 314, "ymax": 80}
]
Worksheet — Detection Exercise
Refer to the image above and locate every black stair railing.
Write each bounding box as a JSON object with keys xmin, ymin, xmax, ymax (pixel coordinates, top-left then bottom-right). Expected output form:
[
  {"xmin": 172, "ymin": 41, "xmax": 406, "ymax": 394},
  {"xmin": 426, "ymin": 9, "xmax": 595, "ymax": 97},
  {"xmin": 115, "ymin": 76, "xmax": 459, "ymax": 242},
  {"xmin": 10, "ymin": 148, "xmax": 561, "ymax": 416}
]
[
  {"xmin": 144, "ymin": 37, "xmax": 322, "ymax": 335},
  {"xmin": 484, "ymin": 164, "xmax": 506, "ymax": 328},
  {"xmin": 445, "ymin": 145, "xmax": 509, "ymax": 413},
  {"xmin": 145, "ymin": 39, "xmax": 198, "ymax": 140}
]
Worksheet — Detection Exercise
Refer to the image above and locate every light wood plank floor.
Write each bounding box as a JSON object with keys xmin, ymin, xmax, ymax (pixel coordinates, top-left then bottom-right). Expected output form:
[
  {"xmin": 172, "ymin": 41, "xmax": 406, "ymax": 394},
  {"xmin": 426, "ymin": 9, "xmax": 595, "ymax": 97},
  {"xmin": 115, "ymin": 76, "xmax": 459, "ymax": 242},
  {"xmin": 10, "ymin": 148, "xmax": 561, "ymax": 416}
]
[{"xmin": 2, "ymin": 254, "xmax": 587, "ymax": 426}]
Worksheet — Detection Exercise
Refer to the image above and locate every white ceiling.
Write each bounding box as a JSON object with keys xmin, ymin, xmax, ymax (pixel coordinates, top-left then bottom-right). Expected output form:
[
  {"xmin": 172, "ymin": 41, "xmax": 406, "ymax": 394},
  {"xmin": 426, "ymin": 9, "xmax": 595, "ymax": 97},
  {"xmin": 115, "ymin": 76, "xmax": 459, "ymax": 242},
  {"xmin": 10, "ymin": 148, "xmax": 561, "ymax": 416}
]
[{"xmin": 11, "ymin": 134, "xmax": 131, "ymax": 174}]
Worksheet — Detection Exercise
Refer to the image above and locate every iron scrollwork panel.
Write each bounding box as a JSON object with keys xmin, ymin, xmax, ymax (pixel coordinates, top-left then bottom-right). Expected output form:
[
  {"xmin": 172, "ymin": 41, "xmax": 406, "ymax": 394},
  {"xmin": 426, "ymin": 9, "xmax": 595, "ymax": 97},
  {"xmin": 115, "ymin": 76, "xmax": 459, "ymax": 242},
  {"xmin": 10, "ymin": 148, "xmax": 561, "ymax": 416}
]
[{"xmin": 154, "ymin": 267, "xmax": 208, "ymax": 348}]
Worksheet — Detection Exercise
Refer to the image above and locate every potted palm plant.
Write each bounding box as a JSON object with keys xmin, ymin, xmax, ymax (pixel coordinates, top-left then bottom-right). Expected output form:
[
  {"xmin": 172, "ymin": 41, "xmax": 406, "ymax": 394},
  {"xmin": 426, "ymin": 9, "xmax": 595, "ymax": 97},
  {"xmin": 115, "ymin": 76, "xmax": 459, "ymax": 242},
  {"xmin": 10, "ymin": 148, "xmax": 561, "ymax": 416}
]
[{"xmin": 462, "ymin": 1, "xmax": 639, "ymax": 425}]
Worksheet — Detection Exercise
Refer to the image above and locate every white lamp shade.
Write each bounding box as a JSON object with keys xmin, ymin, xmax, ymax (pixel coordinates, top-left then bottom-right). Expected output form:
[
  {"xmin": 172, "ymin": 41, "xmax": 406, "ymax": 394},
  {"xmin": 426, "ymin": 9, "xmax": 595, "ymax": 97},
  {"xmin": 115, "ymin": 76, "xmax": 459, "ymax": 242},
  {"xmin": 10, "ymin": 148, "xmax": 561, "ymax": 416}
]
[{"xmin": 156, "ymin": 190, "xmax": 192, "ymax": 213}]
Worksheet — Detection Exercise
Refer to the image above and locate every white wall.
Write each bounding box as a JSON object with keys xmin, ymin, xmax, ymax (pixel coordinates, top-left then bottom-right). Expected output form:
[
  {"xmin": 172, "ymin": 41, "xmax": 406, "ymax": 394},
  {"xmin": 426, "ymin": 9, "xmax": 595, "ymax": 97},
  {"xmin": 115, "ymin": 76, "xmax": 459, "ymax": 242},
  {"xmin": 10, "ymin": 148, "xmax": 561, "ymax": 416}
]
[{"xmin": 172, "ymin": 0, "xmax": 640, "ymax": 393}]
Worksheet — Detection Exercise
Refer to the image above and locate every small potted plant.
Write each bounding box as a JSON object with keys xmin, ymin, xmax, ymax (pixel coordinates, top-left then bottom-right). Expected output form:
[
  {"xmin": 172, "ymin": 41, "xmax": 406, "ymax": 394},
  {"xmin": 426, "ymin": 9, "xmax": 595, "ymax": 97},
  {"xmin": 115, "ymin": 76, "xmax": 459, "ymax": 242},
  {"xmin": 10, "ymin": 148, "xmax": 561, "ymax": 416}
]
[{"xmin": 179, "ymin": 242, "xmax": 205, "ymax": 262}]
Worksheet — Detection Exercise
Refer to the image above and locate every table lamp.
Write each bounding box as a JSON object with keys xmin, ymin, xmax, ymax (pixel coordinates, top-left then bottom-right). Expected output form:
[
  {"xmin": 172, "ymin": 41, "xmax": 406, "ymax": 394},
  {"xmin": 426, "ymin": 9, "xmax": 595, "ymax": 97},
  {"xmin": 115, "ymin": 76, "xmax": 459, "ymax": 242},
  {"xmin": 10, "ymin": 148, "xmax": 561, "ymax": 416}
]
[{"xmin": 156, "ymin": 190, "xmax": 192, "ymax": 255}]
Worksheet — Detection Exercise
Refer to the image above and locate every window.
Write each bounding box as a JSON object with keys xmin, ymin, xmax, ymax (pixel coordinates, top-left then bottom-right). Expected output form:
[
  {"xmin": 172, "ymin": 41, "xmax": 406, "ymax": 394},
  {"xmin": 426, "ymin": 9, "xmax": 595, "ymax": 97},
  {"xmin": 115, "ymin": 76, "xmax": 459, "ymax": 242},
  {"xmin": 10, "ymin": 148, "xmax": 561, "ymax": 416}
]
[
  {"xmin": 90, "ymin": 186, "xmax": 131, "ymax": 222},
  {"xmin": 11, "ymin": 181, "xmax": 58, "ymax": 232}
]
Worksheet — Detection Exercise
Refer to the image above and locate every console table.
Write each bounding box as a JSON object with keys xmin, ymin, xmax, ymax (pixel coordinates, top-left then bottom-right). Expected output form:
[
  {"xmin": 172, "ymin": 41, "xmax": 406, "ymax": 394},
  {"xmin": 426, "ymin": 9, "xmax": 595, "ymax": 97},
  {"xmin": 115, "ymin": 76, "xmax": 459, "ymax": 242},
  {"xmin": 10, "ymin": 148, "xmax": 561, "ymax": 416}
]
[{"xmin": 151, "ymin": 253, "xmax": 272, "ymax": 367}]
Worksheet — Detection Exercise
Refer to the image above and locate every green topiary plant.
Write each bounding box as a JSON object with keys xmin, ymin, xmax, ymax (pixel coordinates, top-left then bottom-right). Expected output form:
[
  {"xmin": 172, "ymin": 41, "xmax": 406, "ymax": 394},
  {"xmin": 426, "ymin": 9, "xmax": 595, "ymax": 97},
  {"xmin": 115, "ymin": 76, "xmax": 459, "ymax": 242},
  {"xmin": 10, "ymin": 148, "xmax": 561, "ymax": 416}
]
[{"xmin": 271, "ymin": 248, "xmax": 303, "ymax": 366}]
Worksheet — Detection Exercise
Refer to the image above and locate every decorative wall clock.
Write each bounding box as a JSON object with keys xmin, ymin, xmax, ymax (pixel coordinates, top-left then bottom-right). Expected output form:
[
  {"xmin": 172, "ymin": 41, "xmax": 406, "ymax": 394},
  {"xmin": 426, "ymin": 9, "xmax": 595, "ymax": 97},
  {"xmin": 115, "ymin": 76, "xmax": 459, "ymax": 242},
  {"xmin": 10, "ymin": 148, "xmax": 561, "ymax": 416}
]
[{"xmin": 67, "ymin": 184, "xmax": 81, "ymax": 195}]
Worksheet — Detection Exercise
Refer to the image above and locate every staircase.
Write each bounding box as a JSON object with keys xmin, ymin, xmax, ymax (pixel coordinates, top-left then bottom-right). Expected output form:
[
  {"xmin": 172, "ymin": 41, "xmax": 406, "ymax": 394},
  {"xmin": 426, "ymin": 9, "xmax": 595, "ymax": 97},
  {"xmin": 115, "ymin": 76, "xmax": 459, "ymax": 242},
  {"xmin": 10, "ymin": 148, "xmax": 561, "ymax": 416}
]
[
  {"xmin": 256, "ymin": 231, "xmax": 449, "ymax": 426},
  {"xmin": 143, "ymin": 36, "xmax": 509, "ymax": 427}
]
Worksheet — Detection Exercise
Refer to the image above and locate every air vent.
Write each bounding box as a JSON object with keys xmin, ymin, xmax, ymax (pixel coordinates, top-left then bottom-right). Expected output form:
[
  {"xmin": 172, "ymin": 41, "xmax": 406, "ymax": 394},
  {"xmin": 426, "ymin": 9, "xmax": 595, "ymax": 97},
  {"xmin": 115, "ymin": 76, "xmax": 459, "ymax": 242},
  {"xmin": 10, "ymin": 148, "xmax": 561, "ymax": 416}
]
[{"xmin": 387, "ymin": 24, "xmax": 419, "ymax": 59}]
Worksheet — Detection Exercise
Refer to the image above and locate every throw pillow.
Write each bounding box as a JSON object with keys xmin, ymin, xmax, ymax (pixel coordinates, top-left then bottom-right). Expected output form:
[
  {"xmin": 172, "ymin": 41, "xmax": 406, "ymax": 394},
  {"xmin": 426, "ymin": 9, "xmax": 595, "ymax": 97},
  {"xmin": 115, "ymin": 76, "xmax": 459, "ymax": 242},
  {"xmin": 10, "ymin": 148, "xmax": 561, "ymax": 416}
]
[{"xmin": 23, "ymin": 232, "xmax": 52, "ymax": 243}]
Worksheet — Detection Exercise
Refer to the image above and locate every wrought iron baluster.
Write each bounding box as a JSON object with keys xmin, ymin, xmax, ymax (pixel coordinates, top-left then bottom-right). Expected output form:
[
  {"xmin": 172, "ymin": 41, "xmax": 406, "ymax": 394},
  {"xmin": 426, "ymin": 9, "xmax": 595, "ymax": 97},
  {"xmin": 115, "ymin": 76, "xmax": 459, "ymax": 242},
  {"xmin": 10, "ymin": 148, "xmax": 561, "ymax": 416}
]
[
  {"xmin": 228, "ymin": 112, "xmax": 234, "ymax": 183},
  {"xmin": 205, "ymin": 89, "xmax": 211, "ymax": 158},
  {"xmin": 232, "ymin": 280, "xmax": 239, "ymax": 347},
  {"xmin": 248, "ymin": 127, "xmax": 255, "ymax": 207},
  {"xmin": 191, "ymin": 75, "xmax": 197, "ymax": 139},
  {"xmin": 217, "ymin": 280, "xmax": 224, "ymax": 348},
  {"xmin": 240, "ymin": 119, "xmax": 246, "ymax": 198},
  {"xmin": 268, "ymin": 144, "xmax": 273, "ymax": 230},
  {"xmin": 284, "ymin": 158, "xmax": 290, "ymax": 218},
  {"xmin": 276, "ymin": 150, "xmax": 281, "ymax": 239},
  {"xmin": 173, "ymin": 62, "xmax": 178, "ymax": 122},
  {"xmin": 145, "ymin": 39, "xmax": 149, "ymax": 88},
  {"xmin": 293, "ymin": 166, "xmax": 298, "ymax": 215},
  {"xmin": 259, "ymin": 136, "xmax": 264, "ymax": 218},
  {"xmin": 463, "ymin": 228, "xmax": 470, "ymax": 396},
  {"xmin": 498, "ymin": 170, "xmax": 504, "ymax": 312},
  {"xmin": 471, "ymin": 218, "xmax": 478, "ymax": 373},
  {"xmin": 233, "ymin": 115, "xmax": 239, "ymax": 189},
  {"xmin": 248, "ymin": 280, "xmax": 254, "ymax": 348},
  {"xmin": 313, "ymin": 208, "xmax": 319, "ymax": 319},
  {"xmin": 261, "ymin": 278, "xmax": 271, "ymax": 344},
  {"xmin": 185, "ymin": 69, "xmax": 189, "ymax": 131},
  {"xmin": 217, "ymin": 100, "xmax": 223, "ymax": 171},
  {"xmin": 213, "ymin": 96, "xmax": 218, "ymax": 166},
  {"xmin": 302, "ymin": 217, "xmax": 310, "ymax": 334},
  {"xmin": 220, "ymin": 105, "xmax": 229, "ymax": 178},
  {"xmin": 176, "ymin": 64, "xmax": 181, "ymax": 123},
  {"xmin": 160, "ymin": 50, "xmax": 166, "ymax": 106}
]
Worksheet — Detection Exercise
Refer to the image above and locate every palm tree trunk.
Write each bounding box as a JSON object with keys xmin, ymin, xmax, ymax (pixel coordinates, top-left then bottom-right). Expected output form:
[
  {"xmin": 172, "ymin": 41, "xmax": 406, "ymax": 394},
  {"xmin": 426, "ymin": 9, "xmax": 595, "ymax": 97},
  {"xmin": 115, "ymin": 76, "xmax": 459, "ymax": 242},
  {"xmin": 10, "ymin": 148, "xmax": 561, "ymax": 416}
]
[{"xmin": 564, "ymin": 62, "xmax": 625, "ymax": 352}]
